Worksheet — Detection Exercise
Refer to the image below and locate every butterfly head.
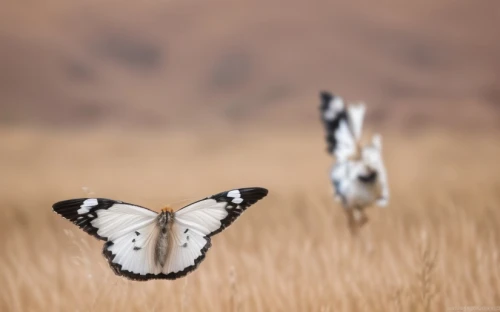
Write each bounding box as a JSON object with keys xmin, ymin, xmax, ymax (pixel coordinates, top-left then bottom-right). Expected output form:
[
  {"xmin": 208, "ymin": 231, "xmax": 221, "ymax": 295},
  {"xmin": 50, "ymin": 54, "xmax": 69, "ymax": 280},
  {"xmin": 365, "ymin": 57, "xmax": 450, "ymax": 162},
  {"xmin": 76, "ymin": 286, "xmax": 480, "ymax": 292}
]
[
  {"xmin": 161, "ymin": 206, "xmax": 174, "ymax": 213},
  {"xmin": 158, "ymin": 206, "xmax": 174, "ymax": 227}
]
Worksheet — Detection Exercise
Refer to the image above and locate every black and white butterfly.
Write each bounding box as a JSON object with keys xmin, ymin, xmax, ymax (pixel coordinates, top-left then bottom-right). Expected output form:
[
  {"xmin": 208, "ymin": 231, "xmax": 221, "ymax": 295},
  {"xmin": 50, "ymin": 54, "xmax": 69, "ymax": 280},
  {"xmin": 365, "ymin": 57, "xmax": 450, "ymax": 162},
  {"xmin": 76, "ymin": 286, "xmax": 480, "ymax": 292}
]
[{"xmin": 53, "ymin": 187, "xmax": 268, "ymax": 281}]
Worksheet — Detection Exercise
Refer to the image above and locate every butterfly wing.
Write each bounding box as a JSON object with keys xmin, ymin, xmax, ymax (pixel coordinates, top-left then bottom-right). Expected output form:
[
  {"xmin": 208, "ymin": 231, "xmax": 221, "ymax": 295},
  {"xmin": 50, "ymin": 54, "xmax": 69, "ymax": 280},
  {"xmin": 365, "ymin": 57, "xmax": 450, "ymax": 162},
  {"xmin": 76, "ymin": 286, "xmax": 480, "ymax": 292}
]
[
  {"xmin": 160, "ymin": 187, "xmax": 268, "ymax": 279},
  {"xmin": 52, "ymin": 198, "xmax": 158, "ymax": 240},
  {"xmin": 174, "ymin": 187, "xmax": 268, "ymax": 237},
  {"xmin": 53, "ymin": 198, "xmax": 162, "ymax": 280},
  {"xmin": 102, "ymin": 221, "xmax": 164, "ymax": 279},
  {"xmin": 160, "ymin": 221, "xmax": 212, "ymax": 279}
]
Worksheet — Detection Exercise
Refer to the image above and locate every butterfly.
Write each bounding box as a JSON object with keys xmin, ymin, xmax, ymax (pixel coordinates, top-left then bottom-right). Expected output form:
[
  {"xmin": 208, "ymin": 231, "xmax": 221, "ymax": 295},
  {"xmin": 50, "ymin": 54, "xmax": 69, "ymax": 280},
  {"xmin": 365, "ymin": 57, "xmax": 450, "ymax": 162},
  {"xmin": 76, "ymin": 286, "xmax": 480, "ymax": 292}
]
[{"xmin": 53, "ymin": 187, "xmax": 268, "ymax": 281}]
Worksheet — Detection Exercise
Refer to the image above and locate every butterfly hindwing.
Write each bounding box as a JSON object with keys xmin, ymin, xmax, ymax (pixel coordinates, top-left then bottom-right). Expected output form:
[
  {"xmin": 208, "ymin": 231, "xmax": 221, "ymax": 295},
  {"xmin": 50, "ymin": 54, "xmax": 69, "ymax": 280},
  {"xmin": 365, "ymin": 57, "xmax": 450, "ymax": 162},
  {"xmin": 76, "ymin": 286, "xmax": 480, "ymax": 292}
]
[
  {"xmin": 160, "ymin": 222, "xmax": 212, "ymax": 279},
  {"xmin": 102, "ymin": 221, "xmax": 163, "ymax": 280}
]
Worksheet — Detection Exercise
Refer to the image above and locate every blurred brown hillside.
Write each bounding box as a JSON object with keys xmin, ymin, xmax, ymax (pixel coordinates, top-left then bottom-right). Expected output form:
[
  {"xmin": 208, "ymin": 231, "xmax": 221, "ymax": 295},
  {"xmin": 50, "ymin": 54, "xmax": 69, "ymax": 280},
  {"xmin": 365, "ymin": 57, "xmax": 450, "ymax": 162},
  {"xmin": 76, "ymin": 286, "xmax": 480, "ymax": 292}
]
[{"xmin": 1, "ymin": 0, "xmax": 499, "ymax": 131}]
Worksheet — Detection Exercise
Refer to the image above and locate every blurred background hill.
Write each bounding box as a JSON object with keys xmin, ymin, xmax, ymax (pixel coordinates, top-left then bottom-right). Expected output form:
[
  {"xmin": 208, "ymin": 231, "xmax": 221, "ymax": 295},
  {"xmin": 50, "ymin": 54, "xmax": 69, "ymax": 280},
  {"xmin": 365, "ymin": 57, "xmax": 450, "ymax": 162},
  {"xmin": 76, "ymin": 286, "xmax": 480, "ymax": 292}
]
[{"xmin": 1, "ymin": 0, "xmax": 499, "ymax": 132}]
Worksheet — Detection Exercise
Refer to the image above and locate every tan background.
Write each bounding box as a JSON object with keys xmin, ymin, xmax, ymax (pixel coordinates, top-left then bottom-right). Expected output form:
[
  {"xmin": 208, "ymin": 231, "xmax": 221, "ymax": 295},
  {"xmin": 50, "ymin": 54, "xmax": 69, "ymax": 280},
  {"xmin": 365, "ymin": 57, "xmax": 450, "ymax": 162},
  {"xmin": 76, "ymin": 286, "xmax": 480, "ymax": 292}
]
[
  {"xmin": 1, "ymin": 0, "xmax": 500, "ymax": 131},
  {"xmin": 1, "ymin": 1, "xmax": 499, "ymax": 311}
]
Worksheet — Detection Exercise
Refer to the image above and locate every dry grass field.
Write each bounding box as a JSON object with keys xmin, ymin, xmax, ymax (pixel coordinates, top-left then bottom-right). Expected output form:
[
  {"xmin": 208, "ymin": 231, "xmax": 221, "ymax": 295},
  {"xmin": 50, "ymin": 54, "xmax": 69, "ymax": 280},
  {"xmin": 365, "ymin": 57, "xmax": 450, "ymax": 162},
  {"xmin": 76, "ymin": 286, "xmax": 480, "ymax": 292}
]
[{"xmin": 0, "ymin": 127, "xmax": 499, "ymax": 311}]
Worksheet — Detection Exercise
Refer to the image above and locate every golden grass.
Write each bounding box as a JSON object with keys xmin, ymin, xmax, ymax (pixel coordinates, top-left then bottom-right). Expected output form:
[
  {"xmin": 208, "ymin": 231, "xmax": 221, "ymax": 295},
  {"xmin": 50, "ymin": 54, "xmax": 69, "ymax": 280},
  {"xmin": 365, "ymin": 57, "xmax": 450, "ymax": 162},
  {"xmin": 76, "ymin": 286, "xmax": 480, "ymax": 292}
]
[{"xmin": 0, "ymin": 127, "xmax": 499, "ymax": 311}]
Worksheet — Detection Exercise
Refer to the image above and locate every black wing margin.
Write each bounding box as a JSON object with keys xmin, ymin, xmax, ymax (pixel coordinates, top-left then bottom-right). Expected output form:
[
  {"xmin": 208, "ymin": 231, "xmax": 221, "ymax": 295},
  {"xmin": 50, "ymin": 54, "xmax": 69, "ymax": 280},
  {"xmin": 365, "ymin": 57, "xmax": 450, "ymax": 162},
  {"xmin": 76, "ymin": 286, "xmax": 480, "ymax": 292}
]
[
  {"xmin": 208, "ymin": 187, "xmax": 268, "ymax": 236},
  {"xmin": 101, "ymin": 239, "xmax": 212, "ymax": 281},
  {"xmin": 52, "ymin": 198, "xmax": 120, "ymax": 240},
  {"xmin": 319, "ymin": 91, "xmax": 348, "ymax": 155}
]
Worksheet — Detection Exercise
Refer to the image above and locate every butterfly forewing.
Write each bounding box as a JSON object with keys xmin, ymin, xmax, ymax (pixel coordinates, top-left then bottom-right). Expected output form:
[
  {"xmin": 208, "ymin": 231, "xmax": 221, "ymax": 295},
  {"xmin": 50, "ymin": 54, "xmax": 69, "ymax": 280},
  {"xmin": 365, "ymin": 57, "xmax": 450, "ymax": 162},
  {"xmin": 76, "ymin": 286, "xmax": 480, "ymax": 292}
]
[
  {"xmin": 52, "ymin": 198, "xmax": 158, "ymax": 241},
  {"xmin": 174, "ymin": 187, "xmax": 269, "ymax": 237}
]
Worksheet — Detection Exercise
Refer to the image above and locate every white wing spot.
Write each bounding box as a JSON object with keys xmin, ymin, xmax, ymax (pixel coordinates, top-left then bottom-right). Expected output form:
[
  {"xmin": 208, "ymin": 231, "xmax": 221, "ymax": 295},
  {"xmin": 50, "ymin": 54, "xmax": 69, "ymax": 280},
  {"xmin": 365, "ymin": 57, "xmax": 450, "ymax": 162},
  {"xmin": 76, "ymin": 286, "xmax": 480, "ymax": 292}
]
[
  {"xmin": 232, "ymin": 198, "xmax": 243, "ymax": 204},
  {"xmin": 323, "ymin": 109, "xmax": 335, "ymax": 120},
  {"xmin": 77, "ymin": 198, "xmax": 98, "ymax": 214},
  {"xmin": 227, "ymin": 190, "xmax": 240, "ymax": 198},
  {"xmin": 323, "ymin": 96, "xmax": 345, "ymax": 120}
]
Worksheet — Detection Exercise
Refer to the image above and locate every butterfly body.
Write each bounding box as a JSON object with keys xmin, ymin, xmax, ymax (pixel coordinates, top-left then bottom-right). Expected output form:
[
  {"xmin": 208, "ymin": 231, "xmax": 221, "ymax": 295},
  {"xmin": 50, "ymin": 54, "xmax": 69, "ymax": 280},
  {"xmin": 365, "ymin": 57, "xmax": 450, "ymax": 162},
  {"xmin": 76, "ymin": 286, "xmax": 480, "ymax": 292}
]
[
  {"xmin": 53, "ymin": 187, "xmax": 268, "ymax": 281},
  {"xmin": 154, "ymin": 210, "xmax": 172, "ymax": 267}
]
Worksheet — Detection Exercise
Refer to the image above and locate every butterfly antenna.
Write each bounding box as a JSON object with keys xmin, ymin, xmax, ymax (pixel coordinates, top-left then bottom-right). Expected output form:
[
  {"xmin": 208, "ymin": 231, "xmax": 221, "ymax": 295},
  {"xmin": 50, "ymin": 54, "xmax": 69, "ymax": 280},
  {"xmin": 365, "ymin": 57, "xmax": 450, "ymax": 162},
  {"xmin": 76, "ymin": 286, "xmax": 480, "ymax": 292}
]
[
  {"xmin": 162, "ymin": 205, "xmax": 174, "ymax": 213},
  {"xmin": 162, "ymin": 196, "xmax": 200, "ymax": 210}
]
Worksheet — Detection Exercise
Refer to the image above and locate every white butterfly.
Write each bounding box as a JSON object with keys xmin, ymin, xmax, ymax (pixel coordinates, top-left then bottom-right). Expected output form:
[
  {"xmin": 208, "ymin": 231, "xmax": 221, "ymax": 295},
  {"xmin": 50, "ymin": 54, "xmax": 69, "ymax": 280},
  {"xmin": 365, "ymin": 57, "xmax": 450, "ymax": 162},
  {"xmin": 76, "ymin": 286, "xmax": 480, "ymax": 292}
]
[
  {"xmin": 53, "ymin": 187, "xmax": 268, "ymax": 281},
  {"xmin": 319, "ymin": 91, "xmax": 389, "ymax": 234}
]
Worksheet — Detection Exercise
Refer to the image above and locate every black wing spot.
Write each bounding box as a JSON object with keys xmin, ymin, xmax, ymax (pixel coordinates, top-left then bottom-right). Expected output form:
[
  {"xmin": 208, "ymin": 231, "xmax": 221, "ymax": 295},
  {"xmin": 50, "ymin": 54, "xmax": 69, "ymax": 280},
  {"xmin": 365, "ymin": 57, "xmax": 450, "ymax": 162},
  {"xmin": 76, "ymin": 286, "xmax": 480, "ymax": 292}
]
[
  {"xmin": 182, "ymin": 243, "xmax": 188, "ymax": 248},
  {"xmin": 186, "ymin": 236, "xmax": 190, "ymax": 241},
  {"xmin": 135, "ymin": 231, "xmax": 140, "ymax": 236},
  {"xmin": 133, "ymin": 246, "xmax": 141, "ymax": 251},
  {"xmin": 184, "ymin": 229, "xmax": 189, "ymax": 234},
  {"xmin": 132, "ymin": 239, "xmax": 136, "ymax": 243}
]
